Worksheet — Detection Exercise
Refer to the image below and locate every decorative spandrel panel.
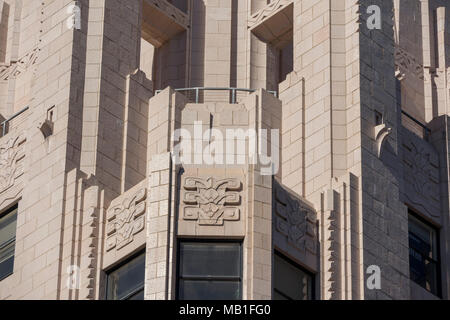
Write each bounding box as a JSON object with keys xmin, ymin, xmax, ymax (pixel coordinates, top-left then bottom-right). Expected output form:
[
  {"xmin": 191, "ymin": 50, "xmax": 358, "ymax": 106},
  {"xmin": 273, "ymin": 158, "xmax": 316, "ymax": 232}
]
[
  {"xmin": 182, "ymin": 177, "xmax": 241, "ymax": 226},
  {"xmin": 0, "ymin": 133, "xmax": 26, "ymax": 194},
  {"xmin": 401, "ymin": 129, "xmax": 440, "ymax": 220},
  {"xmin": 106, "ymin": 187, "xmax": 147, "ymax": 252},
  {"xmin": 178, "ymin": 169, "xmax": 246, "ymax": 237},
  {"xmin": 273, "ymin": 179, "xmax": 318, "ymax": 271}
]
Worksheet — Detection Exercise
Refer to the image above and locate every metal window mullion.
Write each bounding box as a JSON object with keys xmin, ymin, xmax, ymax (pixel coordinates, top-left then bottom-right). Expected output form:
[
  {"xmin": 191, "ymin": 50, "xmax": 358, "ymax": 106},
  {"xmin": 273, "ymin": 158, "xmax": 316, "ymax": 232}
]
[
  {"xmin": 180, "ymin": 275, "xmax": 241, "ymax": 282},
  {"xmin": 0, "ymin": 237, "xmax": 16, "ymax": 251},
  {"xmin": 119, "ymin": 284, "xmax": 145, "ymax": 301}
]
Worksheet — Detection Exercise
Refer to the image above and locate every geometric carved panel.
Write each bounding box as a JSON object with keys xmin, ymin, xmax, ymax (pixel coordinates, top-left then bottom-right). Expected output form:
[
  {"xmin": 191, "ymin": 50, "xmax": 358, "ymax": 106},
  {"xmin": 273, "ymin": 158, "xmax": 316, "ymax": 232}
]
[
  {"xmin": 106, "ymin": 188, "xmax": 146, "ymax": 251},
  {"xmin": 182, "ymin": 177, "xmax": 241, "ymax": 226},
  {"xmin": 248, "ymin": 0, "xmax": 293, "ymax": 49},
  {"xmin": 402, "ymin": 130, "xmax": 440, "ymax": 218},
  {"xmin": 274, "ymin": 181, "xmax": 316, "ymax": 254},
  {"xmin": 0, "ymin": 133, "xmax": 26, "ymax": 193}
]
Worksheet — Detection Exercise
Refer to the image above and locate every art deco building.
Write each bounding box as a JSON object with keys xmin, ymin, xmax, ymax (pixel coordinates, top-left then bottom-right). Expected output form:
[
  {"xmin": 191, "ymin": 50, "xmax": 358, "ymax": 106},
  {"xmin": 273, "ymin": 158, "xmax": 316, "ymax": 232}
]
[{"xmin": 0, "ymin": 0, "xmax": 449, "ymax": 300}]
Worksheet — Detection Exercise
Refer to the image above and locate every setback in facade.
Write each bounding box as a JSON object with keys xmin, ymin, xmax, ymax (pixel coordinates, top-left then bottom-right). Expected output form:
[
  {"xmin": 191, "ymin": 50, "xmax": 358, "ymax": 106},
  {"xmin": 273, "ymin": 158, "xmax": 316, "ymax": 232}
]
[{"xmin": 0, "ymin": 0, "xmax": 449, "ymax": 300}]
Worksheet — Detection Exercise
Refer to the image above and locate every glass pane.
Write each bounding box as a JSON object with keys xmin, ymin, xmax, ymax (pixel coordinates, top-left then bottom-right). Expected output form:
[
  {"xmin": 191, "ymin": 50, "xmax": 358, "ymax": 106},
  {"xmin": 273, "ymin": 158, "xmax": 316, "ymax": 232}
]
[
  {"xmin": 179, "ymin": 280, "xmax": 241, "ymax": 300},
  {"xmin": 408, "ymin": 215, "xmax": 437, "ymax": 258},
  {"xmin": 127, "ymin": 289, "xmax": 145, "ymax": 300},
  {"xmin": 106, "ymin": 253, "xmax": 145, "ymax": 300},
  {"xmin": 0, "ymin": 255, "xmax": 14, "ymax": 281},
  {"xmin": 180, "ymin": 242, "xmax": 241, "ymax": 277},
  {"xmin": 408, "ymin": 213, "xmax": 439, "ymax": 296},
  {"xmin": 274, "ymin": 254, "xmax": 312, "ymax": 300},
  {"xmin": 0, "ymin": 240, "xmax": 15, "ymax": 263},
  {"xmin": 0, "ymin": 207, "xmax": 17, "ymax": 246}
]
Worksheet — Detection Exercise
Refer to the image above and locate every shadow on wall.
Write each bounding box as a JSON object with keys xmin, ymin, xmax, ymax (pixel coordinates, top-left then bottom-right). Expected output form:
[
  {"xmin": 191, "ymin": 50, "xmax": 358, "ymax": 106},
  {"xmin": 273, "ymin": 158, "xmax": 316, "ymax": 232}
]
[
  {"xmin": 0, "ymin": 1, "xmax": 9, "ymax": 63},
  {"xmin": 189, "ymin": 0, "xmax": 205, "ymax": 96}
]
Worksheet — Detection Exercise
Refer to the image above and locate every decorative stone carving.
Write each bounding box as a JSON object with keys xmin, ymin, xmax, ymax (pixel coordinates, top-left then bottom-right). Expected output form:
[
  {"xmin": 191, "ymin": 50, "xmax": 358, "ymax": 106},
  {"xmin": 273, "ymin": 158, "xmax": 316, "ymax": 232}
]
[
  {"xmin": 0, "ymin": 133, "xmax": 26, "ymax": 193},
  {"xmin": 147, "ymin": 0, "xmax": 189, "ymax": 28},
  {"xmin": 81, "ymin": 206, "xmax": 98, "ymax": 299},
  {"xmin": 182, "ymin": 177, "xmax": 241, "ymax": 225},
  {"xmin": 374, "ymin": 123, "xmax": 392, "ymax": 158},
  {"xmin": 38, "ymin": 119, "xmax": 54, "ymax": 138},
  {"xmin": 0, "ymin": 47, "xmax": 39, "ymax": 80},
  {"xmin": 274, "ymin": 183, "xmax": 316, "ymax": 254},
  {"xmin": 402, "ymin": 132, "xmax": 440, "ymax": 218},
  {"xmin": 106, "ymin": 188, "xmax": 147, "ymax": 251},
  {"xmin": 429, "ymin": 67, "xmax": 447, "ymax": 88},
  {"xmin": 248, "ymin": 0, "xmax": 292, "ymax": 28},
  {"xmin": 395, "ymin": 46, "xmax": 424, "ymax": 80}
]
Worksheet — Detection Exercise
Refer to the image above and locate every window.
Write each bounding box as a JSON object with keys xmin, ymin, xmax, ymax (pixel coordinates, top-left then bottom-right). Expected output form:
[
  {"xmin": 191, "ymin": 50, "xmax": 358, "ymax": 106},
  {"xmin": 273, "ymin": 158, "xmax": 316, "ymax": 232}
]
[
  {"xmin": 0, "ymin": 204, "xmax": 18, "ymax": 281},
  {"xmin": 273, "ymin": 252, "xmax": 314, "ymax": 300},
  {"xmin": 408, "ymin": 211, "xmax": 440, "ymax": 296},
  {"xmin": 177, "ymin": 241, "xmax": 242, "ymax": 300},
  {"xmin": 106, "ymin": 252, "xmax": 145, "ymax": 300}
]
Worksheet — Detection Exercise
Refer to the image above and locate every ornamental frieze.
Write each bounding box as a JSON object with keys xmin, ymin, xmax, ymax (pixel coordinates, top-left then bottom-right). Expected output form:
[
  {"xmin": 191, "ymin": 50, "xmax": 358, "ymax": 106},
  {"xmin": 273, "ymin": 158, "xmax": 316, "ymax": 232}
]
[
  {"xmin": 0, "ymin": 47, "xmax": 39, "ymax": 81},
  {"xmin": 274, "ymin": 183, "xmax": 316, "ymax": 254},
  {"xmin": 182, "ymin": 177, "xmax": 241, "ymax": 226},
  {"xmin": 0, "ymin": 133, "xmax": 26, "ymax": 193},
  {"xmin": 106, "ymin": 188, "xmax": 147, "ymax": 251}
]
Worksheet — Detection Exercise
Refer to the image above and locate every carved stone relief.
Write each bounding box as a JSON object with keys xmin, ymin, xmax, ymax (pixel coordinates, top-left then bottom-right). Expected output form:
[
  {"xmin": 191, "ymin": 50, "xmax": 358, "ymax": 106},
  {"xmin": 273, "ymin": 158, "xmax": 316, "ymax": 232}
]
[
  {"xmin": 0, "ymin": 47, "xmax": 39, "ymax": 80},
  {"xmin": 182, "ymin": 177, "xmax": 241, "ymax": 226},
  {"xmin": 106, "ymin": 188, "xmax": 147, "ymax": 251},
  {"xmin": 374, "ymin": 123, "xmax": 392, "ymax": 158},
  {"xmin": 402, "ymin": 131, "xmax": 440, "ymax": 218},
  {"xmin": 148, "ymin": 0, "xmax": 189, "ymax": 28},
  {"xmin": 274, "ymin": 183, "xmax": 316, "ymax": 254},
  {"xmin": 248, "ymin": 0, "xmax": 292, "ymax": 28},
  {"xmin": 0, "ymin": 133, "xmax": 26, "ymax": 193}
]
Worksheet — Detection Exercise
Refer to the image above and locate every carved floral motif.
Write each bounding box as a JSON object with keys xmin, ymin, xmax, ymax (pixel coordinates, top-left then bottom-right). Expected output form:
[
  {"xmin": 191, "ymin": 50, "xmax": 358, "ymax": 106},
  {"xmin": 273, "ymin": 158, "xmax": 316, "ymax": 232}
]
[
  {"xmin": 274, "ymin": 184, "xmax": 316, "ymax": 254},
  {"xmin": 0, "ymin": 133, "xmax": 26, "ymax": 193},
  {"xmin": 182, "ymin": 177, "xmax": 241, "ymax": 225},
  {"xmin": 106, "ymin": 188, "xmax": 147, "ymax": 251}
]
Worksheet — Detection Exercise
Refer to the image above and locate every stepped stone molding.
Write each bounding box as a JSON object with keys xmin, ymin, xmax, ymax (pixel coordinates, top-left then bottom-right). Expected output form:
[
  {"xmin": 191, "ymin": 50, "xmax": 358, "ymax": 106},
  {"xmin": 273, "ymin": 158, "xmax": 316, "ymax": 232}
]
[
  {"xmin": 274, "ymin": 182, "xmax": 316, "ymax": 254},
  {"xmin": 80, "ymin": 206, "xmax": 99, "ymax": 300},
  {"xmin": 0, "ymin": 132, "xmax": 26, "ymax": 193},
  {"xmin": 106, "ymin": 188, "xmax": 147, "ymax": 251},
  {"xmin": 0, "ymin": 47, "xmax": 39, "ymax": 80},
  {"xmin": 182, "ymin": 177, "xmax": 241, "ymax": 226}
]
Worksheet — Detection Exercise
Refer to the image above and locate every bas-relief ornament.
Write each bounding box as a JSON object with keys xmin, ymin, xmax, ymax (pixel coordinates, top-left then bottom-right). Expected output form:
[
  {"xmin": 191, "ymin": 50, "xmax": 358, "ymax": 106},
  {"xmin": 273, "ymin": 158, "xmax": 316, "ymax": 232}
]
[
  {"xmin": 149, "ymin": 0, "xmax": 189, "ymax": 28},
  {"xmin": 248, "ymin": 0, "xmax": 292, "ymax": 28},
  {"xmin": 106, "ymin": 188, "xmax": 146, "ymax": 251},
  {"xmin": 0, "ymin": 133, "xmax": 26, "ymax": 193},
  {"xmin": 182, "ymin": 177, "xmax": 241, "ymax": 226},
  {"xmin": 395, "ymin": 46, "xmax": 425, "ymax": 80},
  {"xmin": 0, "ymin": 47, "xmax": 39, "ymax": 81},
  {"xmin": 274, "ymin": 184, "xmax": 316, "ymax": 254},
  {"xmin": 403, "ymin": 135, "xmax": 440, "ymax": 218},
  {"xmin": 374, "ymin": 123, "xmax": 392, "ymax": 158}
]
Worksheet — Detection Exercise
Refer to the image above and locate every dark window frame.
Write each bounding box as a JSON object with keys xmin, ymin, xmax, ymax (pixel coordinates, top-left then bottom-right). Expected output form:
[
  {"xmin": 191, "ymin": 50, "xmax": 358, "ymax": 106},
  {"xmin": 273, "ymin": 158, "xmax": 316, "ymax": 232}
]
[
  {"xmin": 105, "ymin": 249, "xmax": 146, "ymax": 300},
  {"xmin": 176, "ymin": 239, "xmax": 243, "ymax": 300},
  {"xmin": 273, "ymin": 250, "xmax": 315, "ymax": 300},
  {"xmin": 407, "ymin": 209, "xmax": 442, "ymax": 298},
  {"xmin": 0, "ymin": 203, "xmax": 18, "ymax": 282}
]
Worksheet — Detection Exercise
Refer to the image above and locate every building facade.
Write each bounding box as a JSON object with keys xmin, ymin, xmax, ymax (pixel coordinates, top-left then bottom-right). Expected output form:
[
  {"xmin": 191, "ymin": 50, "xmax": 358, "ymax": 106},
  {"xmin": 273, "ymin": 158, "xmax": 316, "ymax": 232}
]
[{"xmin": 0, "ymin": 0, "xmax": 449, "ymax": 300}]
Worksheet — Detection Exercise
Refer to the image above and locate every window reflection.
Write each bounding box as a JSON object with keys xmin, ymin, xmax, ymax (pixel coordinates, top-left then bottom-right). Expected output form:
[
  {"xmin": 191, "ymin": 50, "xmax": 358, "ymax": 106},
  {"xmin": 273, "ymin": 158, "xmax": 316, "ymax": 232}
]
[
  {"xmin": 178, "ymin": 241, "xmax": 242, "ymax": 300},
  {"xmin": 273, "ymin": 252, "xmax": 313, "ymax": 300},
  {"xmin": 106, "ymin": 252, "xmax": 145, "ymax": 300}
]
